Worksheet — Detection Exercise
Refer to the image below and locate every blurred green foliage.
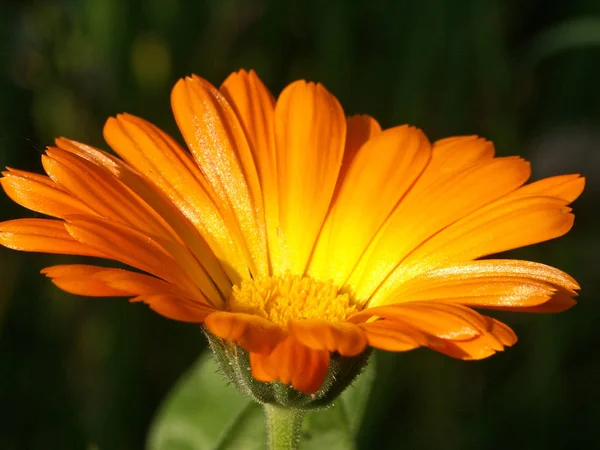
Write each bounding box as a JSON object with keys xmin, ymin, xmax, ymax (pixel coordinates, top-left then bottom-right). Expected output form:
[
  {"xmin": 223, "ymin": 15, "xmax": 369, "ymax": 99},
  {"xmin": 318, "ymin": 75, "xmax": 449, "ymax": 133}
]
[{"xmin": 1, "ymin": 0, "xmax": 599, "ymax": 449}]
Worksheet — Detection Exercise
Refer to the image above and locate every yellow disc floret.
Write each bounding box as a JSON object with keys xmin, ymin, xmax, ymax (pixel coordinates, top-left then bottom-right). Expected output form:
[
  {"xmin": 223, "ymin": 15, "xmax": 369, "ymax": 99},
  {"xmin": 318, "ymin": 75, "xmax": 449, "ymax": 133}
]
[{"xmin": 228, "ymin": 275, "xmax": 361, "ymax": 327}]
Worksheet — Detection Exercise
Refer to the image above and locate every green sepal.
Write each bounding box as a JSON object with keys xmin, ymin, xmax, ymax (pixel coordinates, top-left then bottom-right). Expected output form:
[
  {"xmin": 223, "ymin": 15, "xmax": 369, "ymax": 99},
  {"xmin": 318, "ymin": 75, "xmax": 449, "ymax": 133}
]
[{"xmin": 204, "ymin": 327, "xmax": 372, "ymax": 409}]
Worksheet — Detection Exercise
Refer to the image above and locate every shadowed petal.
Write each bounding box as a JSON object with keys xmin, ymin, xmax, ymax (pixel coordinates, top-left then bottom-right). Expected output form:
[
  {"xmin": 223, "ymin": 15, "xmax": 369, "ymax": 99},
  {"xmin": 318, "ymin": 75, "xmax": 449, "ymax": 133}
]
[
  {"xmin": 250, "ymin": 336, "xmax": 330, "ymax": 393},
  {"xmin": 205, "ymin": 311, "xmax": 286, "ymax": 354},
  {"xmin": 41, "ymin": 264, "xmax": 203, "ymax": 301},
  {"xmin": 133, "ymin": 295, "xmax": 215, "ymax": 323},
  {"xmin": 428, "ymin": 317, "xmax": 517, "ymax": 360},
  {"xmin": 343, "ymin": 115, "xmax": 382, "ymax": 162},
  {"xmin": 41, "ymin": 264, "xmax": 215, "ymax": 321},
  {"xmin": 288, "ymin": 319, "xmax": 367, "ymax": 356},
  {"xmin": 359, "ymin": 320, "xmax": 427, "ymax": 351}
]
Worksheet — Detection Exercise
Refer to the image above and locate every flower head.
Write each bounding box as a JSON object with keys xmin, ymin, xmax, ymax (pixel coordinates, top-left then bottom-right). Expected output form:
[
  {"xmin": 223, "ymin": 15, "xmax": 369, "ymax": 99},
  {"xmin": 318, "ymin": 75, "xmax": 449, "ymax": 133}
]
[{"xmin": 0, "ymin": 70, "xmax": 583, "ymax": 398}]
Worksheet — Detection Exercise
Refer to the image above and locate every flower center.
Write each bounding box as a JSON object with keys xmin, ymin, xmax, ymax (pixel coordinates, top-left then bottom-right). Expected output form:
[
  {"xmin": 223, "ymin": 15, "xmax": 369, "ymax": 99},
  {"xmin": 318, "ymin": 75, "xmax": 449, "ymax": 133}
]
[{"xmin": 228, "ymin": 275, "xmax": 361, "ymax": 327}]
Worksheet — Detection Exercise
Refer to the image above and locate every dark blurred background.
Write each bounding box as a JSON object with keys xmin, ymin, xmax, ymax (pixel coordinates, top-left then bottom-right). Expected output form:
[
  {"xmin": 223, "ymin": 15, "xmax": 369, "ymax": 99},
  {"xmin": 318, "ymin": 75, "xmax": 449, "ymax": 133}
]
[{"xmin": 0, "ymin": 0, "xmax": 599, "ymax": 449}]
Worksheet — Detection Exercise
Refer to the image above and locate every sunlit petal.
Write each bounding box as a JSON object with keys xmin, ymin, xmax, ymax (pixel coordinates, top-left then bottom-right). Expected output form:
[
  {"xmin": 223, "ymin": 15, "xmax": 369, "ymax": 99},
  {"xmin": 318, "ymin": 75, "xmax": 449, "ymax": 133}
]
[{"xmin": 273, "ymin": 80, "xmax": 346, "ymax": 275}]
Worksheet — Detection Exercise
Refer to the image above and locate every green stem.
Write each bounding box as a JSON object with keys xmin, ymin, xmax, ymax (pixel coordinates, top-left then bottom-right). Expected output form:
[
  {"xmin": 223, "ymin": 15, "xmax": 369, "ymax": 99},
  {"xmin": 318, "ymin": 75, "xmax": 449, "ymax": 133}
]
[{"xmin": 264, "ymin": 404, "xmax": 306, "ymax": 450}]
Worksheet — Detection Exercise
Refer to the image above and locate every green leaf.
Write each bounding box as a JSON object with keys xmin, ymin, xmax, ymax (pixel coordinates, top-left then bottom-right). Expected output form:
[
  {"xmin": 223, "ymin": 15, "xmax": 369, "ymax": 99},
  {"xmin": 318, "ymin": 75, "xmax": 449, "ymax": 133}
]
[
  {"xmin": 146, "ymin": 352, "xmax": 259, "ymax": 450},
  {"xmin": 523, "ymin": 18, "xmax": 600, "ymax": 67},
  {"xmin": 147, "ymin": 352, "xmax": 376, "ymax": 450}
]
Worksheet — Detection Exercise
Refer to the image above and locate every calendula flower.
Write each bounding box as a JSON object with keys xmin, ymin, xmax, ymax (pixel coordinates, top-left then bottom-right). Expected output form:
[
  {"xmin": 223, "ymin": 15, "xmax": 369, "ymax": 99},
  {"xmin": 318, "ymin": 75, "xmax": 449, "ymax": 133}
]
[{"xmin": 0, "ymin": 70, "xmax": 583, "ymax": 399}]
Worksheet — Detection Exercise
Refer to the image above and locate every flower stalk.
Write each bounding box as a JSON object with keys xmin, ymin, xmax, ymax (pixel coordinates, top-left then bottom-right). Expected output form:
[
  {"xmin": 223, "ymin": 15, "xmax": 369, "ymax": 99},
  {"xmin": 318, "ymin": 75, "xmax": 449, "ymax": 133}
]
[{"xmin": 264, "ymin": 404, "xmax": 305, "ymax": 450}]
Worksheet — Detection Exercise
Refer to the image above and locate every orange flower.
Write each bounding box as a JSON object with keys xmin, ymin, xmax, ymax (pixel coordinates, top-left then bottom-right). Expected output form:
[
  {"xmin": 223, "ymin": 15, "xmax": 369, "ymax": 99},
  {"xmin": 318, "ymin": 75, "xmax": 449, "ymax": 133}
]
[{"xmin": 0, "ymin": 70, "xmax": 583, "ymax": 394}]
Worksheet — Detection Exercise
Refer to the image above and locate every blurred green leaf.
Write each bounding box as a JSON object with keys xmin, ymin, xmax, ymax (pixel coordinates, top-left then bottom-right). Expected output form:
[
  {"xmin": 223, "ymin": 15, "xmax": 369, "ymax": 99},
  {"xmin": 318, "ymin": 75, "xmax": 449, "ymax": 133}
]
[
  {"xmin": 146, "ymin": 351, "xmax": 255, "ymax": 450},
  {"xmin": 147, "ymin": 351, "xmax": 376, "ymax": 450},
  {"xmin": 524, "ymin": 18, "xmax": 600, "ymax": 67}
]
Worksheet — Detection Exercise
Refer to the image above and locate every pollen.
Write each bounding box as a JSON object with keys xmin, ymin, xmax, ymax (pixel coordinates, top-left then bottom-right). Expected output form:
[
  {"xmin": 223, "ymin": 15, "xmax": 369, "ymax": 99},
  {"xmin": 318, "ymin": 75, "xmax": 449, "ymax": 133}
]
[{"xmin": 228, "ymin": 275, "xmax": 361, "ymax": 327}]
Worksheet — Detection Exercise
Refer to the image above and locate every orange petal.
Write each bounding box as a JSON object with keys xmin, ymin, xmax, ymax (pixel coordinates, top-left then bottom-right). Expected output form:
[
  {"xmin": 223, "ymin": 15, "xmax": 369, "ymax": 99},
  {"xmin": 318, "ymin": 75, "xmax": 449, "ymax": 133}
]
[
  {"xmin": 44, "ymin": 147, "xmax": 225, "ymax": 295},
  {"xmin": 54, "ymin": 137, "xmax": 232, "ymax": 297},
  {"xmin": 219, "ymin": 70, "xmax": 281, "ymax": 276},
  {"xmin": 3, "ymin": 167, "xmax": 61, "ymax": 189},
  {"xmin": 429, "ymin": 337, "xmax": 498, "ymax": 360},
  {"xmin": 350, "ymin": 302, "xmax": 490, "ymax": 340},
  {"xmin": 42, "ymin": 264, "xmax": 131, "ymax": 297},
  {"xmin": 0, "ymin": 218, "xmax": 105, "ymax": 257},
  {"xmin": 374, "ymin": 259, "xmax": 579, "ymax": 309},
  {"xmin": 103, "ymin": 114, "xmax": 242, "ymax": 287},
  {"xmin": 309, "ymin": 125, "xmax": 430, "ymax": 286},
  {"xmin": 63, "ymin": 216, "xmax": 210, "ymax": 303},
  {"xmin": 425, "ymin": 136, "xmax": 494, "ymax": 176},
  {"xmin": 42, "ymin": 147, "xmax": 177, "ymax": 242},
  {"xmin": 1, "ymin": 169, "xmax": 93, "ymax": 217},
  {"xmin": 38, "ymin": 264, "xmax": 218, "ymax": 322},
  {"xmin": 41, "ymin": 264, "xmax": 202, "ymax": 302},
  {"xmin": 487, "ymin": 318, "xmax": 518, "ymax": 346},
  {"xmin": 42, "ymin": 148, "xmax": 222, "ymax": 296},
  {"xmin": 429, "ymin": 317, "xmax": 517, "ymax": 360},
  {"xmin": 388, "ymin": 196, "xmax": 574, "ymax": 289},
  {"xmin": 359, "ymin": 320, "xmax": 427, "ymax": 352},
  {"xmin": 510, "ymin": 288, "xmax": 577, "ymax": 313},
  {"xmin": 69, "ymin": 212, "xmax": 221, "ymax": 306},
  {"xmin": 220, "ymin": 70, "xmax": 276, "ymax": 170},
  {"xmin": 515, "ymin": 174, "xmax": 584, "ymax": 203},
  {"xmin": 39, "ymin": 154, "xmax": 225, "ymax": 305},
  {"xmin": 249, "ymin": 336, "xmax": 330, "ymax": 393},
  {"xmin": 103, "ymin": 114, "xmax": 215, "ymax": 198},
  {"xmin": 134, "ymin": 294, "xmax": 214, "ymax": 323},
  {"xmin": 172, "ymin": 75, "xmax": 268, "ymax": 279},
  {"xmin": 273, "ymin": 80, "xmax": 346, "ymax": 275},
  {"xmin": 332, "ymin": 114, "xmax": 382, "ymax": 220},
  {"xmin": 337, "ymin": 114, "xmax": 382, "ymax": 184},
  {"xmin": 288, "ymin": 319, "xmax": 367, "ymax": 356},
  {"xmin": 348, "ymin": 155, "xmax": 531, "ymax": 301},
  {"xmin": 402, "ymin": 136, "xmax": 496, "ymax": 204},
  {"xmin": 205, "ymin": 311, "xmax": 285, "ymax": 354},
  {"xmin": 343, "ymin": 114, "xmax": 382, "ymax": 160}
]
